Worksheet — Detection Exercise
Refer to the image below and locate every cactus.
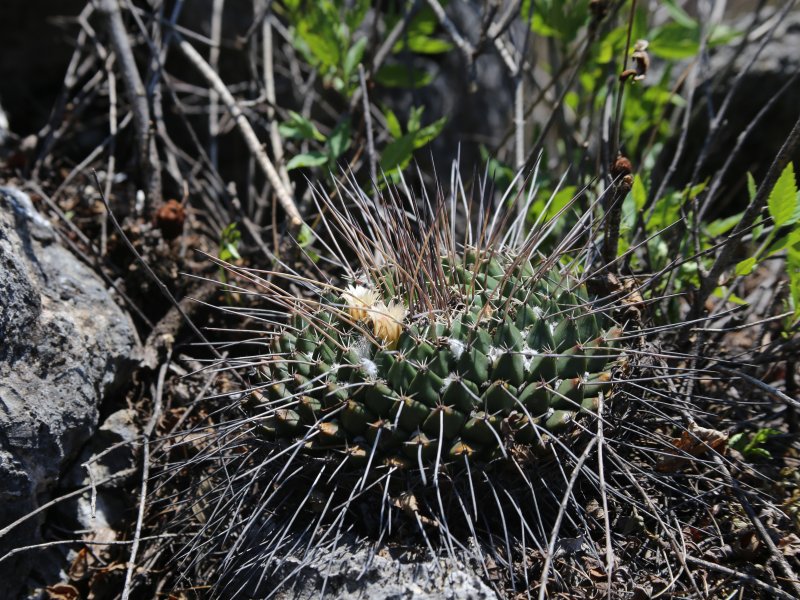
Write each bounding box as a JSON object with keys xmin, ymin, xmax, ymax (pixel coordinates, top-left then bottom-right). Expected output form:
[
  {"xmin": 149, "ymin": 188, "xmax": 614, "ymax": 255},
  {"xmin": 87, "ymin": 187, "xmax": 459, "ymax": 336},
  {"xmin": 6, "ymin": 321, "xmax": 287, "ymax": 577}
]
[
  {"xmin": 257, "ymin": 252, "xmax": 623, "ymax": 466},
  {"xmin": 159, "ymin": 172, "xmax": 643, "ymax": 599}
]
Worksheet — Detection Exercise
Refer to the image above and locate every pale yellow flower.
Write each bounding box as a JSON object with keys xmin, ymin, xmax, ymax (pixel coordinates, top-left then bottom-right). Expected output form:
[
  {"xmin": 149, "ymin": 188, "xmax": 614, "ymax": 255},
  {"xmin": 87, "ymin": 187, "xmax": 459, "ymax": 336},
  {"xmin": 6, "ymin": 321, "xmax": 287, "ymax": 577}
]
[
  {"xmin": 370, "ymin": 301, "xmax": 407, "ymax": 348},
  {"xmin": 341, "ymin": 284, "xmax": 379, "ymax": 321}
]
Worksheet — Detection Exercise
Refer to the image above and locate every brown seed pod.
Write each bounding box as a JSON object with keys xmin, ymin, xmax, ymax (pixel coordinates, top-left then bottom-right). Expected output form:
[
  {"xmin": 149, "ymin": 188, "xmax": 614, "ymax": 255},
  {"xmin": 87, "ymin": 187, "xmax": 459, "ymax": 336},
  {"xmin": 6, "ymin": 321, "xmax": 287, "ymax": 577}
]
[
  {"xmin": 610, "ymin": 155, "xmax": 633, "ymax": 180},
  {"xmin": 154, "ymin": 199, "xmax": 186, "ymax": 240}
]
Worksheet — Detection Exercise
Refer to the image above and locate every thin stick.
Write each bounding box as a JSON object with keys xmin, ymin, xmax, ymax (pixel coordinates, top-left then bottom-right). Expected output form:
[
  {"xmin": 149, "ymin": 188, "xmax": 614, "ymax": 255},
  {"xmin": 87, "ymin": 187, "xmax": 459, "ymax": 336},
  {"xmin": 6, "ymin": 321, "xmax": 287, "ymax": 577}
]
[
  {"xmin": 685, "ymin": 555, "xmax": 797, "ymax": 600},
  {"xmin": 349, "ymin": 0, "xmax": 423, "ymax": 110},
  {"xmin": 176, "ymin": 37, "xmax": 303, "ymax": 230},
  {"xmin": 208, "ymin": 0, "xmax": 224, "ymax": 168},
  {"xmin": 713, "ymin": 366, "xmax": 800, "ymax": 411},
  {"xmin": 596, "ymin": 394, "xmax": 615, "ymax": 598},
  {"xmin": 121, "ymin": 359, "xmax": 167, "ymax": 600},
  {"xmin": 261, "ymin": 4, "xmax": 291, "ymax": 191},
  {"xmin": 699, "ymin": 69, "xmax": 800, "ymax": 220},
  {"xmin": 358, "ymin": 64, "xmax": 377, "ymax": 185},
  {"xmin": 424, "ymin": 0, "xmax": 474, "ymax": 60},
  {"xmin": 0, "ymin": 471, "xmax": 134, "ymax": 540},
  {"xmin": 97, "ymin": 0, "xmax": 161, "ymax": 204},
  {"xmin": 537, "ymin": 437, "xmax": 598, "ymax": 600},
  {"xmin": 611, "ymin": 0, "xmax": 636, "ymax": 158},
  {"xmin": 713, "ymin": 454, "xmax": 800, "ymax": 599},
  {"xmin": 92, "ymin": 171, "xmax": 239, "ymax": 380}
]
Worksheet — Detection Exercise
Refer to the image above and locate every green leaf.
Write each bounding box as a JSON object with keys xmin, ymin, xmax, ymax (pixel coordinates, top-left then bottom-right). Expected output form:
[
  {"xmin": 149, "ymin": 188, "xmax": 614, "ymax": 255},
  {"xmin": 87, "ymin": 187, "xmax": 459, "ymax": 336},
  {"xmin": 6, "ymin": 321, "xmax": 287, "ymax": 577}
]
[
  {"xmin": 297, "ymin": 223, "xmax": 316, "ymax": 248},
  {"xmin": 218, "ymin": 223, "xmax": 241, "ymax": 262},
  {"xmin": 547, "ymin": 186, "xmax": 577, "ymax": 221},
  {"xmin": 712, "ymin": 286, "xmax": 748, "ymax": 305},
  {"xmin": 788, "ymin": 245, "xmax": 800, "ymax": 323},
  {"xmin": 343, "ymin": 36, "xmax": 367, "ymax": 81},
  {"xmin": 728, "ymin": 432, "xmax": 744, "ymax": 450},
  {"xmin": 286, "ymin": 151, "xmax": 329, "ymax": 170},
  {"xmin": 662, "ymin": 0, "xmax": 697, "ymax": 29},
  {"xmin": 525, "ymin": 0, "xmax": 586, "ymax": 42},
  {"xmin": 383, "ymin": 107, "xmax": 403, "ymax": 139},
  {"xmin": 748, "ymin": 447, "xmax": 772, "ymax": 459},
  {"xmin": 400, "ymin": 35, "xmax": 453, "ymax": 54},
  {"xmin": 374, "ymin": 63, "xmax": 434, "ymax": 88},
  {"xmin": 379, "ymin": 116, "xmax": 446, "ymax": 171},
  {"xmin": 706, "ymin": 212, "xmax": 743, "ymax": 237},
  {"xmin": 411, "ymin": 116, "xmax": 447, "ymax": 150},
  {"xmin": 709, "ymin": 24, "xmax": 742, "ymax": 47},
  {"xmin": 746, "ymin": 172, "xmax": 757, "ymax": 201},
  {"xmin": 767, "ymin": 162, "xmax": 798, "ymax": 227},
  {"xmin": 296, "ymin": 18, "xmax": 342, "ymax": 70},
  {"xmin": 327, "ymin": 118, "xmax": 352, "ymax": 161},
  {"xmin": 751, "ymin": 428, "xmax": 781, "ymax": 446},
  {"xmin": 650, "ymin": 22, "xmax": 700, "ymax": 60},
  {"xmin": 730, "ymin": 428, "xmax": 780, "ymax": 460},
  {"xmin": 621, "ymin": 193, "xmax": 637, "ymax": 234},
  {"xmin": 482, "ymin": 148, "xmax": 516, "ymax": 193},
  {"xmin": 631, "ymin": 174, "xmax": 647, "ymax": 211},
  {"xmin": 407, "ymin": 105, "xmax": 425, "ymax": 133},
  {"xmin": 406, "ymin": 6, "xmax": 438, "ymax": 36},
  {"xmin": 391, "ymin": 6, "xmax": 453, "ymax": 54},
  {"xmin": 279, "ymin": 111, "xmax": 325, "ymax": 142},
  {"xmin": 380, "ymin": 133, "xmax": 416, "ymax": 172},
  {"xmin": 345, "ymin": 0, "xmax": 370, "ymax": 31},
  {"xmin": 735, "ymin": 256, "xmax": 757, "ymax": 277}
]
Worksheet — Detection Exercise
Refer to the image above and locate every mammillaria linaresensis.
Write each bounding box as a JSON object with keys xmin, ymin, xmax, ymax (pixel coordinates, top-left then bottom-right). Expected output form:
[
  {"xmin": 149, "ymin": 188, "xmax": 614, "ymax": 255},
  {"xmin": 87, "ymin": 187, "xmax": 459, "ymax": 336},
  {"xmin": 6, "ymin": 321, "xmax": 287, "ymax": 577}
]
[
  {"xmin": 255, "ymin": 251, "xmax": 623, "ymax": 466},
  {"xmin": 163, "ymin": 175, "xmax": 645, "ymax": 599}
]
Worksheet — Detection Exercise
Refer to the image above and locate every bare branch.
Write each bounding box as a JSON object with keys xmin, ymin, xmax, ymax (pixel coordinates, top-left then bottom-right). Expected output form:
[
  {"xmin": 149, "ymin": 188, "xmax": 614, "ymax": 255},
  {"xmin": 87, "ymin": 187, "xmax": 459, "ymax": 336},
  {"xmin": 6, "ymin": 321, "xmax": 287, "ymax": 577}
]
[{"xmin": 176, "ymin": 37, "xmax": 303, "ymax": 230}]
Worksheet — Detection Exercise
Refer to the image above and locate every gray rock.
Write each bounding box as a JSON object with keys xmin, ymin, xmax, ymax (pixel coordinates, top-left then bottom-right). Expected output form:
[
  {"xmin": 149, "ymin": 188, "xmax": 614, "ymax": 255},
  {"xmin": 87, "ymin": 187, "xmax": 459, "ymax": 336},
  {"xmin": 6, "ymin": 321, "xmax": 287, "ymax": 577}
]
[
  {"xmin": 267, "ymin": 544, "xmax": 498, "ymax": 600},
  {"xmin": 0, "ymin": 187, "xmax": 137, "ymax": 599}
]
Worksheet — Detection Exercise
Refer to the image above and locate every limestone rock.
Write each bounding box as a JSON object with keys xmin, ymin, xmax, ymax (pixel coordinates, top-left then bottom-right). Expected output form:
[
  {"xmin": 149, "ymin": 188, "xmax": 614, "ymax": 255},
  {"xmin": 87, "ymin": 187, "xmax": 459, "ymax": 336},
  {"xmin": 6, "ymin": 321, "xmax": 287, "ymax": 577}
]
[{"xmin": 0, "ymin": 187, "xmax": 137, "ymax": 599}]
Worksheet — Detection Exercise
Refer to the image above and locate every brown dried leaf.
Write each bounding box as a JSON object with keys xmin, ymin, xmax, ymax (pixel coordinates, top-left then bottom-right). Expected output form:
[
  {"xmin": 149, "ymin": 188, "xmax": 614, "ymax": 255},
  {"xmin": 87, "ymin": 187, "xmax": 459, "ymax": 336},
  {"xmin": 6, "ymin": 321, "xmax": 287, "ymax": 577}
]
[
  {"xmin": 68, "ymin": 547, "xmax": 90, "ymax": 581},
  {"xmin": 46, "ymin": 584, "xmax": 80, "ymax": 600},
  {"xmin": 779, "ymin": 533, "xmax": 800, "ymax": 557},
  {"xmin": 657, "ymin": 424, "xmax": 728, "ymax": 472}
]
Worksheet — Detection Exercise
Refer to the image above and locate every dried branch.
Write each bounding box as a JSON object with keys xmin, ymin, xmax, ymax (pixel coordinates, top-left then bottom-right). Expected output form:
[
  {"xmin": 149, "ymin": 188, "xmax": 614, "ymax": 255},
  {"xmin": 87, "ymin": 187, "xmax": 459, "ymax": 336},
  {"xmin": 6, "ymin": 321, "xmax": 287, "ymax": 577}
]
[
  {"xmin": 96, "ymin": 0, "xmax": 161, "ymax": 204},
  {"xmin": 120, "ymin": 359, "xmax": 167, "ymax": 600},
  {"xmin": 208, "ymin": 0, "xmax": 224, "ymax": 168},
  {"xmin": 358, "ymin": 64, "xmax": 377, "ymax": 185},
  {"xmin": 176, "ymin": 37, "xmax": 303, "ymax": 231},
  {"xmin": 261, "ymin": 5, "xmax": 291, "ymax": 191}
]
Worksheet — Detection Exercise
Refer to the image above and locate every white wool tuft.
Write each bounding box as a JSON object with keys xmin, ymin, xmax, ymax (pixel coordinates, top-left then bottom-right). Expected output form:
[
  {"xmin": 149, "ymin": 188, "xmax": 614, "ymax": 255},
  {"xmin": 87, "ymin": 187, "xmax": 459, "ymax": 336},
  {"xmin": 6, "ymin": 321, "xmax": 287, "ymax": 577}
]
[{"xmin": 448, "ymin": 338, "xmax": 465, "ymax": 359}]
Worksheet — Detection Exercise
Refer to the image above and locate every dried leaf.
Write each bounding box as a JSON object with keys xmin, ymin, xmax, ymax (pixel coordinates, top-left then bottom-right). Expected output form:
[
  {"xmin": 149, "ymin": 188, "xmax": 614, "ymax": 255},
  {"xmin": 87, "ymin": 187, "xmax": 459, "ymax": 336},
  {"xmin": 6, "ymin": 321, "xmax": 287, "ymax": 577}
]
[
  {"xmin": 779, "ymin": 533, "xmax": 800, "ymax": 557},
  {"xmin": 46, "ymin": 584, "xmax": 80, "ymax": 600},
  {"xmin": 657, "ymin": 424, "xmax": 728, "ymax": 472},
  {"xmin": 68, "ymin": 547, "xmax": 90, "ymax": 581}
]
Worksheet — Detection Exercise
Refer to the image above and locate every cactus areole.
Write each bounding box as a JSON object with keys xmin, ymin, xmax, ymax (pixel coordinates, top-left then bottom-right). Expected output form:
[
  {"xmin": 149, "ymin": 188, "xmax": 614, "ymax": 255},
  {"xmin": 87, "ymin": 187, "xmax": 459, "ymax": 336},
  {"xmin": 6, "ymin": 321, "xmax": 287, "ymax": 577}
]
[{"xmin": 253, "ymin": 247, "xmax": 624, "ymax": 468}]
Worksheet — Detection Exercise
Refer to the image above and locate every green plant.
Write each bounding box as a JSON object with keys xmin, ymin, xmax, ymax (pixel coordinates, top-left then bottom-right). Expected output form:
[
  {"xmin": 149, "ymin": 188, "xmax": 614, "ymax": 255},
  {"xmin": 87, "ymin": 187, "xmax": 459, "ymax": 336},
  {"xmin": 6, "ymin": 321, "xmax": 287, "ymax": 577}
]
[
  {"xmin": 729, "ymin": 428, "xmax": 782, "ymax": 460},
  {"xmin": 280, "ymin": 112, "xmax": 352, "ymax": 171},
  {"xmin": 281, "ymin": 0, "xmax": 369, "ymax": 96},
  {"xmin": 735, "ymin": 163, "xmax": 800, "ymax": 327}
]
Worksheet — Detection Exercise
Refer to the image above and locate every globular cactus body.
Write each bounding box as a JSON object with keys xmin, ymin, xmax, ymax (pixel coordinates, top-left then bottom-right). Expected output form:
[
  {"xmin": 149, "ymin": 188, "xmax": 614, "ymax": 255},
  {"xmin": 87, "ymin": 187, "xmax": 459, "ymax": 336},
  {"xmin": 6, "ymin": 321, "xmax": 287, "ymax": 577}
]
[{"xmin": 257, "ymin": 252, "xmax": 623, "ymax": 468}]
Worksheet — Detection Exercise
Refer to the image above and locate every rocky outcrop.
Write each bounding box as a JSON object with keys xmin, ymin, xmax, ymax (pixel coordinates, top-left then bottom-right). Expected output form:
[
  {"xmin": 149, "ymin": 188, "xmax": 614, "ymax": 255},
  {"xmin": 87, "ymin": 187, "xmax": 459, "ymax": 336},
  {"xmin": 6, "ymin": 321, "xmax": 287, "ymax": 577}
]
[
  {"xmin": 0, "ymin": 187, "xmax": 137, "ymax": 598},
  {"xmin": 244, "ymin": 542, "xmax": 499, "ymax": 600}
]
